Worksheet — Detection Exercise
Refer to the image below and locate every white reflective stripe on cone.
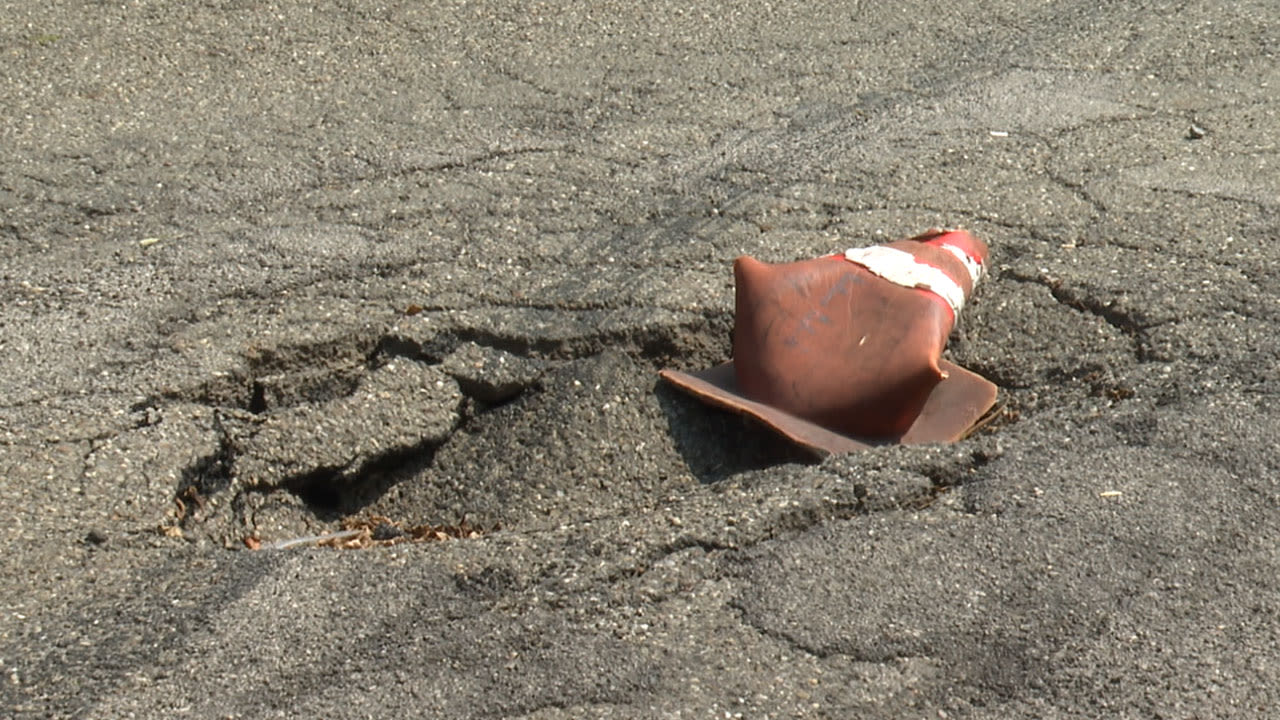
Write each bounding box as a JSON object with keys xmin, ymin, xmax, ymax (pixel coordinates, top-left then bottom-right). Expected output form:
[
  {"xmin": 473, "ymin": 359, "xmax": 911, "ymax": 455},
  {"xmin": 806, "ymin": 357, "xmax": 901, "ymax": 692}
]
[
  {"xmin": 938, "ymin": 242, "xmax": 985, "ymax": 287},
  {"xmin": 842, "ymin": 245, "xmax": 966, "ymax": 316}
]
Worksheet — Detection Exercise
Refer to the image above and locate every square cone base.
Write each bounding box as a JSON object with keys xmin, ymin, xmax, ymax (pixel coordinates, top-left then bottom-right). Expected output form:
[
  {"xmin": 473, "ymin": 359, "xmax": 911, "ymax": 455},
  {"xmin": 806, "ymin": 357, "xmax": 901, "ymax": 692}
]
[{"xmin": 660, "ymin": 360, "xmax": 998, "ymax": 456}]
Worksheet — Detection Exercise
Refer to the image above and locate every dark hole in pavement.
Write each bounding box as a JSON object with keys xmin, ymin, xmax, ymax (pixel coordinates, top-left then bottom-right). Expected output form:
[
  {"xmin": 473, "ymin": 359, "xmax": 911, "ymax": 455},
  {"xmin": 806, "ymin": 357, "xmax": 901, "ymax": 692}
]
[
  {"xmin": 248, "ymin": 381, "xmax": 267, "ymax": 414},
  {"xmin": 163, "ymin": 269, "xmax": 1145, "ymax": 548},
  {"xmin": 283, "ymin": 468, "xmax": 344, "ymax": 515},
  {"xmin": 177, "ymin": 428, "xmax": 234, "ymax": 499},
  {"xmin": 283, "ymin": 442, "xmax": 443, "ymax": 521}
]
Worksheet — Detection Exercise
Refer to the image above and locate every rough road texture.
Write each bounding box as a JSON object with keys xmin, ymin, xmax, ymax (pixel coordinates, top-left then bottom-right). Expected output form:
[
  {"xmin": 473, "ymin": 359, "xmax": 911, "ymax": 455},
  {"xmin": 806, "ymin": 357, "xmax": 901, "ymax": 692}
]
[{"xmin": 3, "ymin": 1, "xmax": 1279, "ymax": 717}]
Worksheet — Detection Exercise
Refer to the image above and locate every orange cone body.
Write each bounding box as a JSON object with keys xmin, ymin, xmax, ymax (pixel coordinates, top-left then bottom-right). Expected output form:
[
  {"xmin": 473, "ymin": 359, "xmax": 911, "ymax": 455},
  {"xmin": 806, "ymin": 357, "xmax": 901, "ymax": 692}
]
[
  {"xmin": 733, "ymin": 230, "xmax": 986, "ymax": 438},
  {"xmin": 660, "ymin": 229, "xmax": 997, "ymax": 455}
]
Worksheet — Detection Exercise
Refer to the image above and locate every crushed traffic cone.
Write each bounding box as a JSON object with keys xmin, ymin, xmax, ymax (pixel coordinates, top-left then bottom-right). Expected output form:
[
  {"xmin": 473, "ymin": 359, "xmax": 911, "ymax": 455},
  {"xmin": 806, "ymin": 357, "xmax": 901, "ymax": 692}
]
[{"xmin": 660, "ymin": 229, "xmax": 998, "ymax": 455}]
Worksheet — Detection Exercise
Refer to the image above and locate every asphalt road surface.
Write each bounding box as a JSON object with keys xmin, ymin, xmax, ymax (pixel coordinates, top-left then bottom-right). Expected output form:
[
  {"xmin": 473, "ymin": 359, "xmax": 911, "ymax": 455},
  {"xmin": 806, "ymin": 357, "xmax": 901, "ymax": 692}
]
[{"xmin": 3, "ymin": 1, "xmax": 1279, "ymax": 717}]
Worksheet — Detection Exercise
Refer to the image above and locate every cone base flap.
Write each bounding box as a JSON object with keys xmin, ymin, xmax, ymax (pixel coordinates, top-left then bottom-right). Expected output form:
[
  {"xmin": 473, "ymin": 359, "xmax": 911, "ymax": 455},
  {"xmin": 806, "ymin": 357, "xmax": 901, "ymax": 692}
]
[{"xmin": 660, "ymin": 360, "xmax": 997, "ymax": 456}]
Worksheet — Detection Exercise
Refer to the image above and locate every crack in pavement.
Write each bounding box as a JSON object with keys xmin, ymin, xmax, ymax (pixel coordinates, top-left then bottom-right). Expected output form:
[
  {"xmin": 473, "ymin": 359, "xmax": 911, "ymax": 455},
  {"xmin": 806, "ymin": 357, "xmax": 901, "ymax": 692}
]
[{"xmin": 1002, "ymin": 268, "xmax": 1167, "ymax": 362}]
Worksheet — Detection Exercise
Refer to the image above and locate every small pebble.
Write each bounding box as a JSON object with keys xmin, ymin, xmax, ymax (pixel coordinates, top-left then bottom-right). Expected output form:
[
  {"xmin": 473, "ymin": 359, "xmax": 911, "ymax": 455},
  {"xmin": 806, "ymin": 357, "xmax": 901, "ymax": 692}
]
[{"xmin": 372, "ymin": 523, "xmax": 403, "ymax": 541}]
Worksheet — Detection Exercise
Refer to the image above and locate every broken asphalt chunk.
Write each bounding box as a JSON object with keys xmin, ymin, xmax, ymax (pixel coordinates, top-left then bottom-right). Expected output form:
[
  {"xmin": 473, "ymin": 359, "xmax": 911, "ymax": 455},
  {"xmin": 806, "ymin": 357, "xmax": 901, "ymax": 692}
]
[
  {"xmin": 440, "ymin": 341, "xmax": 545, "ymax": 404},
  {"xmin": 235, "ymin": 358, "xmax": 463, "ymax": 488}
]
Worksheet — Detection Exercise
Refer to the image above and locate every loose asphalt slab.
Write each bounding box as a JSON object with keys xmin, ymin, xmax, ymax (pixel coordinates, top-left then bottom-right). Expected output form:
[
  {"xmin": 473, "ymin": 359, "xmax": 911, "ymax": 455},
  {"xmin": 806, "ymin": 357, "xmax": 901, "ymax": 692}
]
[{"xmin": 2, "ymin": 1, "xmax": 1279, "ymax": 717}]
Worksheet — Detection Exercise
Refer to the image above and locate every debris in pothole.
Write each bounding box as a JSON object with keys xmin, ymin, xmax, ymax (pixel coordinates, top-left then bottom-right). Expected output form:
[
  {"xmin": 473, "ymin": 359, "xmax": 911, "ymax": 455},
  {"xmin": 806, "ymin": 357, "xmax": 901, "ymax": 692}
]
[
  {"xmin": 251, "ymin": 515, "xmax": 489, "ymax": 550},
  {"xmin": 370, "ymin": 520, "xmax": 403, "ymax": 541},
  {"xmin": 234, "ymin": 357, "xmax": 464, "ymax": 489},
  {"xmin": 440, "ymin": 341, "xmax": 545, "ymax": 404},
  {"xmin": 661, "ymin": 229, "xmax": 999, "ymax": 455}
]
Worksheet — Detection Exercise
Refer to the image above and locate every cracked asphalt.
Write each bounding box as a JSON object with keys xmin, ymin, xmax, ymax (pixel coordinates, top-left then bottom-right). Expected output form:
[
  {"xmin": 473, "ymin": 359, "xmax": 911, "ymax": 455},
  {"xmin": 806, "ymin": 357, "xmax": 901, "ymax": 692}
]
[{"xmin": 3, "ymin": 0, "xmax": 1279, "ymax": 717}]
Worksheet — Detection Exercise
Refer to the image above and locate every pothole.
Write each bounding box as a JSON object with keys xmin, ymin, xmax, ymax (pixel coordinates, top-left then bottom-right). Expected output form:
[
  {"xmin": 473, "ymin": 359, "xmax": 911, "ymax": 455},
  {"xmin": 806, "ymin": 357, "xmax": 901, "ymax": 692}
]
[
  {"xmin": 170, "ymin": 354, "xmax": 467, "ymax": 546},
  {"xmin": 158, "ymin": 274, "xmax": 1138, "ymax": 549},
  {"xmin": 164, "ymin": 308, "xmax": 739, "ymax": 547},
  {"xmin": 281, "ymin": 439, "xmax": 443, "ymax": 519}
]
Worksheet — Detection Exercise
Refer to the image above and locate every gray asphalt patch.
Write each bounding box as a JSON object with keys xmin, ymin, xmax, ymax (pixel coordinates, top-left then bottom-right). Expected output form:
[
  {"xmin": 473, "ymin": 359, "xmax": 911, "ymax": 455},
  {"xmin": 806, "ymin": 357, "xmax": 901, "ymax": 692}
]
[{"xmin": 2, "ymin": 1, "xmax": 1279, "ymax": 717}]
